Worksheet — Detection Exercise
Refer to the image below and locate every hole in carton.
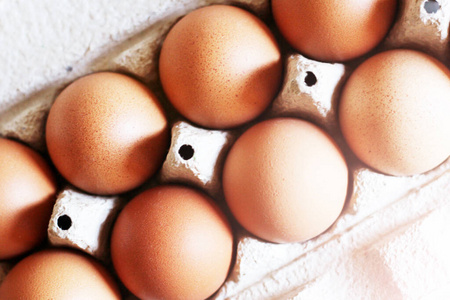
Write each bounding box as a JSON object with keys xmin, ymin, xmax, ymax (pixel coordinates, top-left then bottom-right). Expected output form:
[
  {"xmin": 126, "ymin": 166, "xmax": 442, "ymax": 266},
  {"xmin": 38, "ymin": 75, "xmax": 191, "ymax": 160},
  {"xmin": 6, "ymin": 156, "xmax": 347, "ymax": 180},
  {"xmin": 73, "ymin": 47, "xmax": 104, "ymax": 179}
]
[
  {"xmin": 57, "ymin": 214, "xmax": 72, "ymax": 230},
  {"xmin": 179, "ymin": 144, "xmax": 194, "ymax": 160},
  {"xmin": 305, "ymin": 71, "xmax": 317, "ymax": 86},
  {"xmin": 424, "ymin": 0, "xmax": 440, "ymax": 13}
]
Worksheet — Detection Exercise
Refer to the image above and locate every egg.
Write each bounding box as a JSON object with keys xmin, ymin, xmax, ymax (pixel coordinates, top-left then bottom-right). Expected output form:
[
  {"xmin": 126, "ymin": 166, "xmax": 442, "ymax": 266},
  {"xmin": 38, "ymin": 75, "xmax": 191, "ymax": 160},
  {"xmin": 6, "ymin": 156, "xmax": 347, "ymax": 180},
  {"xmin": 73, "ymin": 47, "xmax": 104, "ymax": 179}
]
[
  {"xmin": 46, "ymin": 72, "xmax": 169, "ymax": 195},
  {"xmin": 0, "ymin": 248, "xmax": 121, "ymax": 299},
  {"xmin": 272, "ymin": 0, "xmax": 397, "ymax": 62},
  {"xmin": 0, "ymin": 138, "xmax": 57, "ymax": 260},
  {"xmin": 159, "ymin": 5, "xmax": 282, "ymax": 129},
  {"xmin": 110, "ymin": 185, "xmax": 233, "ymax": 300},
  {"xmin": 222, "ymin": 118, "xmax": 348, "ymax": 243},
  {"xmin": 339, "ymin": 49, "xmax": 450, "ymax": 176}
]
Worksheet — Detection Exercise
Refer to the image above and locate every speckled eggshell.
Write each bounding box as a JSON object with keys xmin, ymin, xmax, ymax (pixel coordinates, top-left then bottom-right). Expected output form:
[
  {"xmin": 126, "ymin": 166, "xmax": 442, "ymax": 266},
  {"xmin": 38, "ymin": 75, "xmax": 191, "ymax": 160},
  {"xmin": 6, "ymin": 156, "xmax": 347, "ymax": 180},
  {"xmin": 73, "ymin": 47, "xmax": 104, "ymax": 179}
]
[
  {"xmin": 45, "ymin": 72, "xmax": 169, "ymax": 195},
  {"xmin": 0, "ymin": 138, "xmax": 57, "ymax": 260},
  {"xmin": 159, "ymin": 5, "xmax": 282, "ymax": 129},
  {"xmin": 110, "ymin": 185, "xmax": 233, "ymax": 300},
  {"xmin": 222, "ymin": 118, "xmax": 348, "ymax": 243},
  {"xmin": 0, "ymin": 249, "xmax": 121, "ymax": 299},
  {"xmin": 339, "ymin": 49, "xmax": 450, "ymax": 176},
  {"xmin": 272, "ymin": 0, "xmax": 397, "ymax": 62}
]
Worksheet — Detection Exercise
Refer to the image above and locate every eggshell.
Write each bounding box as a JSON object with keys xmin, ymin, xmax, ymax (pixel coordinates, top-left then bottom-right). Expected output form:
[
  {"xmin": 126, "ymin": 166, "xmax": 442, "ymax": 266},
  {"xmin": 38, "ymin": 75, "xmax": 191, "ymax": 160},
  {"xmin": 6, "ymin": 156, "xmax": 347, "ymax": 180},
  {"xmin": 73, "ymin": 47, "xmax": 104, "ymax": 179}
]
[
  {"xmin": 222, "ymin": 118, "xmax": 348, "ymax": 243},
  {"xmin": 46, "ymin": 72, "xmax": 169, "ymax": 195},
  {"xmin": 272, "ymin": 0, "xmax": 397, "ymax": 62},
  {"xmin": 0, "ymin": 138, "xmax": 57, "ymax": 260},
  {"xmin": 110, "ymin": 185, "xmax": 233, "ymax": 300},
  {"xmin": 339, "ymin": 49, "xmax": 450, "ymax": 176},
  {"xmin": 159, "ymin": 5, "xmax": 282, "ymax": 129},
  {"xmin": 0, "ymin": 248, "xmax": 121, "ymax": 299}
]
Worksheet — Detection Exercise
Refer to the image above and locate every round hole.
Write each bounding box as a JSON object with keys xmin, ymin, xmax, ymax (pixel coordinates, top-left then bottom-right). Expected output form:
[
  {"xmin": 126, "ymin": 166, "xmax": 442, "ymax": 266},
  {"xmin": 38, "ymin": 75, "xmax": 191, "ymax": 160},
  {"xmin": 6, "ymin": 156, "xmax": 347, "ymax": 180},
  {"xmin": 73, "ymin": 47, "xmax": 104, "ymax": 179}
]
[
  {"xmin": 57, "ymin": 214, "xmax": 72, "ymax": 230},
  {"xmin": 178, "ymin": 144, "xmax": 194, "ymax": 160},
  {"xmin": 305, "ymin": 71, "xmax": 317, "ymax": 87},
  {"xmin": 424, "ymin": 0, "xmax": 440, "ymax": 13}
]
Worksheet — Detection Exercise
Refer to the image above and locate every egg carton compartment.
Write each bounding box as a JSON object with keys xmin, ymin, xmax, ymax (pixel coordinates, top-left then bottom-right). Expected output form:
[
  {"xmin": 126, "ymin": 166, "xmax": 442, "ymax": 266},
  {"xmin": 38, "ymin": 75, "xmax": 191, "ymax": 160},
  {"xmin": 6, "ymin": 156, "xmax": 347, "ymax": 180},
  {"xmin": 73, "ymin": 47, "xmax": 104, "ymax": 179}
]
[
  {"xmin": 214, "ymin": 160, "xmax": 450, "ymax": 298},
  {"xmin": 47, "ymin": 187, "xmax": 126, "ymax": 262},
  {"xmin": 159, "ymin": 121, "xmax": 238, "ymax": 199},
  {"xmin": 215, "ymin": 167, "xmax": 450, "ymax": 299},
  {"xmin": 384, "ymin": 0, "xmax": 450, "ymax": 62},
  {"xmin": 269, "ymin": 54, "xmax": 347, "ymax": 134},
  {"xmin": 1, "ymin": 0, "xmax": 450, "ymax": 299}
]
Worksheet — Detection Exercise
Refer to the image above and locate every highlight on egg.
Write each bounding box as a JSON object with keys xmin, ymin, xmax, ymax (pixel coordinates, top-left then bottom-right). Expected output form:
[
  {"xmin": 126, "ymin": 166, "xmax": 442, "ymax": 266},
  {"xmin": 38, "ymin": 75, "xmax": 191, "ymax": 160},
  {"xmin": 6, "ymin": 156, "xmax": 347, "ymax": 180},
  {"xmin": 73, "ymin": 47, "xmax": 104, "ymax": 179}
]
[
  {"xmin": 0, "ymin": 138, "xmax": 57, "ymax": 260},
  {"xmin": 339, "ymin": 49, "xmax": 450, "ymax": 176},
  {"xmin": 110, "ymin": 185, "xmax": 234, "ymax": 300},
  {"xmin": 159, "ymin": 4, "xmax": 282, "ymax": 129},
  {"xmin": 223, "ymin": 118, "xmax": 349, "ymax": 243},
  {"xmin": 45, "ymin": 72, "xmax": 169, "ymax": 195},
  {"xmin": 272, "ymin": 0, "xmax": 397, "ymax": 62}
]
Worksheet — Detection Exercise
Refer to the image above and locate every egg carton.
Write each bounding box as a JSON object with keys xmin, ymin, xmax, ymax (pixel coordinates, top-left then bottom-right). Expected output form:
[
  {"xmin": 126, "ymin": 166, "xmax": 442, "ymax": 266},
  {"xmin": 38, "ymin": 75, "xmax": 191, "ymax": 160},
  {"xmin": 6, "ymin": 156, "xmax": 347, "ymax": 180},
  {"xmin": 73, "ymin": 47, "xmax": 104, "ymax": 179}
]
[
  {"xmin": 47, "ymin": 187, "xmax": 126, "ymax": 262},
  {"xmin": 159, "ymin": 121, "xmax": 237, "ymax": 199},
  {"xmin": 1, "ymin": 0, "xmax": 450, "ymax": 299},
  {"xmin": 268, "ymin": 54, "xmax": 347, "ymax": 135},
  {"xmin": 384, "ymin": 0, "xmax": 450, "ymax": 62}
]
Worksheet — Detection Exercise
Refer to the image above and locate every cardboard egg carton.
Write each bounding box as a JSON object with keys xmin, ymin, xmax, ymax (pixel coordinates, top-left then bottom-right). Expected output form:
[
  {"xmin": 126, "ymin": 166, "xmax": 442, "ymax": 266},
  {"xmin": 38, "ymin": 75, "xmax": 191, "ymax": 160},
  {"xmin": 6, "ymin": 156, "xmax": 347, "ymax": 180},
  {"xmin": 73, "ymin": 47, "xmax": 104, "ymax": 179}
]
[
  {"xmin": 214, "ymin": 158, "xmax": 450, "ymax": 299},
  {"xmin": 159, "ymin": 121, "xmax": 237, "ymax": 198},
  {"xmin": 47, "ymin": 187, "xmax": 126, "ymax": 262},
  {"xmin": 269, "ymin": 54, "xmax": 347, "ymax": 134},
  {"xmin": 1, "ymin": 0, "xmax": 450, "ymax": 298},
  {"xmin": 384, "ymin": 0, "xmax": 450, "ymax": 62}
]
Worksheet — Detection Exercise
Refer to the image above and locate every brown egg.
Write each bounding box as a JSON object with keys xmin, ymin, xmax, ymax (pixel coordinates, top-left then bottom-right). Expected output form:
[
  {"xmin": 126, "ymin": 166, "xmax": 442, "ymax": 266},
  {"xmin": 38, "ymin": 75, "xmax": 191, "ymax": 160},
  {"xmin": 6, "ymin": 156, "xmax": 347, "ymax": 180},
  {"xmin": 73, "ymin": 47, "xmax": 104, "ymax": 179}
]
[
  {"xmin": 46, "ymin": 72, "xmax": 169, "ymax": 195},
  {"xmin": 272, "ymin": 0, "xmax": 397, "ymax": 62},
  {"xmin": 222, "ymin": 118, "xmax": 348, "ymax": 243},
  {"xmin": 0, "ymin": 138, "xmax": 57, "ymax": 260},
  {"xmin": 339, "ymin": 49, "xmax": 450, "ymax": 176},
  {"xmin": 110, "ymin": 185, "xmax": 233, "ymax": 300},
  {"xmin": 0, "ymin": 248, "xmax": 121, "ymax": 299},
  {"xmin": 159, "ymin": 5, "xmax": 282, "ymax": 129}
]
